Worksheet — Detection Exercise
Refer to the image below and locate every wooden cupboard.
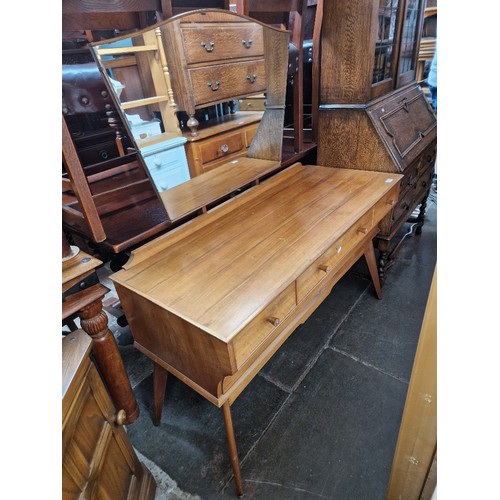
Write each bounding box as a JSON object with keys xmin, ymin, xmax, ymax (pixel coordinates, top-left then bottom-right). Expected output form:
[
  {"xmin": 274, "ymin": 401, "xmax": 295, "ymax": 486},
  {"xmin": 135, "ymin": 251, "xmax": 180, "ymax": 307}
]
[
  {"xmin": 316, "ymin": 0, "xmax": 437, "ymax": 280},
  {"xmin": 62, "ymin": 330, "xmax": 156, "ymax": 499}
]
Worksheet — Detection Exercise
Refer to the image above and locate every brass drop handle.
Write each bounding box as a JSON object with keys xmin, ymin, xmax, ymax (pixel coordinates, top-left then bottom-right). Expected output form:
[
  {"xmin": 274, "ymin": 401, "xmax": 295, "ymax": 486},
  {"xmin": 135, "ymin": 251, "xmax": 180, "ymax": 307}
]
[
  {"xmin": 318, "ymin": 264, "xmax": 331, "ymax": 273},
  {"xmin": 115, "ymin": 409, "xmax": 126, "ymax": 426},
  {"xmin": 266, "ymin": 316, "xmax": 280, "ymax": 327},
  {"xmin": 357, "ymin": 227, "xmax": 368, "ymax": 234},
  {"xmin": 242, "ymin": 39, "xmax": 253, "ymax": 48},
  {"xmin": 201, "ymin": 41, "xmax": 214, "ymax": 52},
  {"xmin": 207, "ymin": 81, "xmax": 220, "ymax": 91},
  {"xmin": 246, "ymin": 73, "xmax": 257, "ymax": 83},
  {"xmin": 220, "ymin": 144, "xmax": 229, "ymax": 153}
]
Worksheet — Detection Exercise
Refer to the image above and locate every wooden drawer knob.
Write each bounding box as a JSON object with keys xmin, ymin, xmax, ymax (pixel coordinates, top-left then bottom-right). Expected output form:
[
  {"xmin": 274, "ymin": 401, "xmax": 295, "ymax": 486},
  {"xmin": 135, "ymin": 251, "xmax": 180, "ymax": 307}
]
[
  {"xmin": 357, "ymin": 227, "xmax": 368, "ymax": 234},
  {"xmin": 386, "ymin": 199, "xmax": 396, "ymax": 206},
  {"xmin": 115, "ymin": 409, "xmax": 126, "ymax": 426},
  {"xmin": 318, "ymin": 264, "xmax": 331, "ymax": 273},
  {"xmin": 266, "ymin": 316, "xmax": 280, "ymax": 327}
]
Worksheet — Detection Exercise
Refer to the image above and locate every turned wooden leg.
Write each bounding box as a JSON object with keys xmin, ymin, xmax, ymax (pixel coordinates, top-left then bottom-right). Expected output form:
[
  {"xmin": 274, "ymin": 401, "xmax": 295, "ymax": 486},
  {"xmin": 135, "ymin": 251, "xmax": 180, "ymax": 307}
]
[
  {"xmin": 364, "ymin": 241, "xmax": 382, "ymax": 300},
  {"xmin": 153, "ymin": 363, "xmax": 169, "ymax": 426},
  {"xmin": 222, "ymin": 402, "xmax": 243, "ymax": 496},
  {"xmin": 415, "ymin": 193, "xmax": 429, "ymax": 235},
  {"xmin": 187, "ymin": 114, "xmax": 199, "ymax": 136},
  {"xmin": 79, "ymin": 298, "xmax": 139, "ymax": 424}
]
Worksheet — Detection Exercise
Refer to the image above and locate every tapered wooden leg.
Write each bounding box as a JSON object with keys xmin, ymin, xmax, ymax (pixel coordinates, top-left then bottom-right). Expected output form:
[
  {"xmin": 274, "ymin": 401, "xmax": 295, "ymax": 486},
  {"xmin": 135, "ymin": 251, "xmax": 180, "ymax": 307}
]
[
  {"xmin": 222, "ymin": 402, "xmax": 243, "ymax": 496},
  {"xmin": 153, "ymin": 363, "xmax": 169, "ymax": 426},
  {"xmin": 364, "ymin": 241, "xmax": 383, "ymax": 300}
]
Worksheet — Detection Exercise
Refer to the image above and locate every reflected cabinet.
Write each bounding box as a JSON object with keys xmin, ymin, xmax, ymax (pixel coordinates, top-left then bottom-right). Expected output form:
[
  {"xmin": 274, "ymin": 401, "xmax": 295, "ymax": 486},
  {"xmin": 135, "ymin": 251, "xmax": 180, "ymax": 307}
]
[{"xmin": 317, "ymin": 0, "xmax": 436, "ymax": 280}]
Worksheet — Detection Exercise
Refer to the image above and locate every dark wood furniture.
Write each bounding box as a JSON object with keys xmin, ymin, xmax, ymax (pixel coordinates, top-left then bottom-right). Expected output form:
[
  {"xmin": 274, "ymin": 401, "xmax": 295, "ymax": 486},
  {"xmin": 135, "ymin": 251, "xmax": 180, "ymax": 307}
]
[
  {"xmin": 111, "ymin": 165, "xmax": 402, "ymax": 496},
  {"xmin": 316, "ymin": 0, "xmax": 437, "ymax": 281},
  {"xmin": 62, "ymin": 246, "xmax": 139, "ymax": 423},
  {"xmin": 62, "ymin": 329, "xmax": 156, "ymax": 498},
  {"xmin": 62, "ymin": 114, "xmax": 173, "ymax": 261}
]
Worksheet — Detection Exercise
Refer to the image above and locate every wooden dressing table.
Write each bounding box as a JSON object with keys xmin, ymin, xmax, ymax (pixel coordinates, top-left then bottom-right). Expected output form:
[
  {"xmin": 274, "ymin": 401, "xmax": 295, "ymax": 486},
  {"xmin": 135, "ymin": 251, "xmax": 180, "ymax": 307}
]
[
  {"xmin": 112, "ymin": 163, "xmax": 402, "ymax": 495},
  {"xmin": 89, "ymin": 10, "xmax": 403, "ymax": 494}
]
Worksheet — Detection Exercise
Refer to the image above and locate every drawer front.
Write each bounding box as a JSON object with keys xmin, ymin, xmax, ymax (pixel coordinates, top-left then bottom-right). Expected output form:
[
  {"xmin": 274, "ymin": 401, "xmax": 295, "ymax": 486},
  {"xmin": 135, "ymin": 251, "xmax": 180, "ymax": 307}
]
[
  {"xmin": 189, "ymin": 60, "xmax": 266, "ymax": 106},
  {"xmin": 181, "ymin": 24, "xmax": 264, "ymax": 64},
  {"xmin": 238, "ymin": 96, "xmax": 266, "ymax": 112},
  {"xmin": 296, "ymin": 211, "xmax": 373, "ymax": 303},
  {"xmin": 201, "ymin": 150, "xmax": 248, "ymax": 174},
  {"xmin": 199, "ymin": 130, "xmax": 244, "ymax": 164},
  {"xmin": 232, "ymin": 282, "xmax": 296, "ymax": 369}
]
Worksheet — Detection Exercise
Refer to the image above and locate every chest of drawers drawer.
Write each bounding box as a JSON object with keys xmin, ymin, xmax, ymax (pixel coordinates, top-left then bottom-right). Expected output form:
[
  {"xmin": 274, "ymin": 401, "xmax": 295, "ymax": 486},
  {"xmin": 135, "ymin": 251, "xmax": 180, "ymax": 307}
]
[
  {"xmin": 199, "ymin": 129, "xmax": 244, "ymax": 164},
  {"xmin": 231, "ymin": 282, "xmax": 296, "ymax": 369},
  {"xmin": 189, "ymin": 60, "xmax": 266, "ymax": 107},
  {"xmin": 180, "ymin": 24, "xmax": 264, "ymax": 64}
]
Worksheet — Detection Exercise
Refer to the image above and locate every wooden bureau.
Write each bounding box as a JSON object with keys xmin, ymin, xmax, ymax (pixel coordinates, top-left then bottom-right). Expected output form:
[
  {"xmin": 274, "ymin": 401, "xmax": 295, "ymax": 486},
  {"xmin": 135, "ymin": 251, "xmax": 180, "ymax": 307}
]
[
  {"xmin": 62, "ymin": 330, "xmax": 156, "ymax": 499},
  {"xmin": 111, "ymin": 163, "xmax": 402, "ymax": 495}
]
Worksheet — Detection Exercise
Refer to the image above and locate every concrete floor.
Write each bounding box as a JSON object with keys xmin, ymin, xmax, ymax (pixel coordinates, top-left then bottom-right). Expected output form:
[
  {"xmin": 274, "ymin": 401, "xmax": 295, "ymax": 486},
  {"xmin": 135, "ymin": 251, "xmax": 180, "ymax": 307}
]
[{"xmin": 99, "ymin": 187, "xmax": 437, "ymax": 499}]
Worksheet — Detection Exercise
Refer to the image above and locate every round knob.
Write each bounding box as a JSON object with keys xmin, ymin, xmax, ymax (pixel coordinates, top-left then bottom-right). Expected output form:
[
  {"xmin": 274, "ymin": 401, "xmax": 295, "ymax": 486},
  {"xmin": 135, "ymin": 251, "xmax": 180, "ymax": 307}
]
[
  {"xmin": 319, "ymin": 264, "xmax": 331, "ymax": 273},
  {"xmin": 153, "ymin": 157, "xmax": 162, "ymax": 167},
  {"xmin": 266, "ymin": 316, "xmax": 280, "ymax": 327},
  {"xmin": 220, "ymin": 144, "xmax": 229, "ymax": 153},
  {"xmin": 115, "ymin": 409, "xmax": 126, "ymax": 426}
]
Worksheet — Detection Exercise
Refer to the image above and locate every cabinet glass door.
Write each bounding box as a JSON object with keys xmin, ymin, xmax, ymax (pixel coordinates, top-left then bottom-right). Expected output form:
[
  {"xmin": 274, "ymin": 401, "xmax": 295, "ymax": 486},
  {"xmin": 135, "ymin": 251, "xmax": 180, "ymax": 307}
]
[
  {"xmin": 396, "ymin": 0, "xmax": 424, "ymax": 87},
  {"xmin": 372, "ymin": 0, "xmax": 399, "ymax": 98}
]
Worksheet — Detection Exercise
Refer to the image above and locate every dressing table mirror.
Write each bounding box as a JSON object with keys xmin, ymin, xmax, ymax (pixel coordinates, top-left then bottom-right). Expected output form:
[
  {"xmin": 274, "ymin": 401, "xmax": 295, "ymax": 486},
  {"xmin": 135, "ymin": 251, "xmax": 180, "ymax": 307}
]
[{"xmin": 90, "ymin": 9, "xmax": 290, "ymax": 223}]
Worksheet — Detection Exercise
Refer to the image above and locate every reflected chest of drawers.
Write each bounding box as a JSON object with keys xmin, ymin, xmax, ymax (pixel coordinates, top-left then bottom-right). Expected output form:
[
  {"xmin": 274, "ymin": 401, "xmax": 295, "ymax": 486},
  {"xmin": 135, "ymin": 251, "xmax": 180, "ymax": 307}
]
[
  {"xmin": 163, "ymin": 11, "xmax": 266, "ymax": 136},
  {"xmin": 111, "ymin": 162, "xmax": 402, "ymax": 496}
]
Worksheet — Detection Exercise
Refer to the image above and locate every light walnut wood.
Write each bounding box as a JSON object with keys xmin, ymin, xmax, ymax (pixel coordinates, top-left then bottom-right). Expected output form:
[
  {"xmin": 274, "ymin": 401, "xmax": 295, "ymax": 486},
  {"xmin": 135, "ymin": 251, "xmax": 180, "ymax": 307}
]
[
  {"xmin": 386, "ymin": 268, "xmax": 437, "ymax": 499},
  {"xmin": 112, "ymin": 163, "xmax": 402, "ymax": 495}
]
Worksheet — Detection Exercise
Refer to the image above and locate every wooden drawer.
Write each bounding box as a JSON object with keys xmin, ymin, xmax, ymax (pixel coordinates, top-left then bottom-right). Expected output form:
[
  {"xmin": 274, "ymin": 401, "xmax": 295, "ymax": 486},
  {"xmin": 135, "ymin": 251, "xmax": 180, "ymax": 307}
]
[
  {"xmin": 180, "ymin": 24, "xmax": 264, "ymax": 64},
  {"xmin": 296, "ymin": 210, "xmax": 373, "ymax": 303},
  {"xmin": 231, "ymin": 282, "xmax": 296, "ymax": 369},
  {"xmin": 372, "ymin": 182, "xmax": 401, "ymax": 226},
  {"xmin": 199, "ymin": 129, "xmax": 244, "ymax": 165},
  {"xmin": 189, "ymin": 59, "xmax": 266, "ymax": 107}
]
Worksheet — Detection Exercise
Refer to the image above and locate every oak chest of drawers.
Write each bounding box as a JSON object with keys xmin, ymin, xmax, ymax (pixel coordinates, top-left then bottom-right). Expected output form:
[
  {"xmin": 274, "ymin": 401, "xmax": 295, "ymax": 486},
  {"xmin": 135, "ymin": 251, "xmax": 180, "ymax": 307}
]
[{"xmin": 163, "ymin": 10, "xmax": 267, "ymax": 136}]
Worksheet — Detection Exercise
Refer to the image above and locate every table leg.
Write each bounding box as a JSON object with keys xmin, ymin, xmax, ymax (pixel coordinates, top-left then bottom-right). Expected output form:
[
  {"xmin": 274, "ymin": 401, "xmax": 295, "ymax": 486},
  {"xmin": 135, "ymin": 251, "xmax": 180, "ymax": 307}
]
[
  {"xmin": 364, "ymin": 241, "xmax": 382, "ymax": 299},
  {"xmin": 153, "ymin": 363, "xmax": 169, "ymax": 426},
  {"xmin": 79, "ymin": 298, "xmax": 139, "ymax": 424},
  {"xmin": 222, "ymin": 402, "xmax": 243, "ymax": 496}
]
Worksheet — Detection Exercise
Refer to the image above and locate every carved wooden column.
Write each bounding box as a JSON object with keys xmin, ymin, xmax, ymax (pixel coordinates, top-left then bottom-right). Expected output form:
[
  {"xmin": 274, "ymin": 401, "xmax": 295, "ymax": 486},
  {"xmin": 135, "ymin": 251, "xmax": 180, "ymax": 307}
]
[{"xmin": 62, "ymin": 247, "xmax": 139, "ymax": 424}]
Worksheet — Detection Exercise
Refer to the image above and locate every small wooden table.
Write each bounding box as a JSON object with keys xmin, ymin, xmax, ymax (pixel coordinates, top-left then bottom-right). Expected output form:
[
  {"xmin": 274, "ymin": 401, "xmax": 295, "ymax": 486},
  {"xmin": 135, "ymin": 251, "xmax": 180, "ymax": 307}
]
[
  {"xmin": 112, "ymin": 163, "xmax": 403, "ymax": 494},
  {"xmin": 62, "ymin": 249, "xmax": 139, "ymax": 424}
]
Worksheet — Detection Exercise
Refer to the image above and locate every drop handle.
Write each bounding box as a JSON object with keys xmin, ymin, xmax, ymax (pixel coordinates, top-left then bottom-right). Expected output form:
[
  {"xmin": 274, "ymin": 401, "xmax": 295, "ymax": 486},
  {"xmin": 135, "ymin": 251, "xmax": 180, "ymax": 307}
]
[
  {"xmin": 266, "ymin": 316, "xmax": 281, "ymax": 327},
  {"xmin": 207, "ymin": 81, "xmax": 220, "ymax": 91},
  {"xmin": 201, "ymin": 41, "xmax": 215, "ymax": 52},
  {"xmin": 114, "ymin": 409, "xmax": 126, "ymax": 426},
  {"xmin": 357, "ymin": 227, "xmax": 368, "ymax": 234},
  {"xmin": 318, "ymin": 264, "xmax": 331, "ymax": 273}
]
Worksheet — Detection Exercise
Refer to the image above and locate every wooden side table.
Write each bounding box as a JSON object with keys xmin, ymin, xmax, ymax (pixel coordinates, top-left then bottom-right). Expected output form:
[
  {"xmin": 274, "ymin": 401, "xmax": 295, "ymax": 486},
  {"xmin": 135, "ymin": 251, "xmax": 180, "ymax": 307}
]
[{"xmin": 62, "ymin": 243, "xmax": 139, "ymax": 424}]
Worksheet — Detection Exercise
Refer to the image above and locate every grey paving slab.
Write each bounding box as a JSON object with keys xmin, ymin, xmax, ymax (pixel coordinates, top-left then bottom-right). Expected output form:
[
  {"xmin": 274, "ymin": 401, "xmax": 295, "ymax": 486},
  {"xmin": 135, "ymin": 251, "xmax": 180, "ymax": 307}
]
[
  {"xmin": 223, "ymin": 349, "xmax": 408, "ymax": 499},
  {"xmin": 127, "ymin": 372, "xmax": 289, "ymax": 499}
]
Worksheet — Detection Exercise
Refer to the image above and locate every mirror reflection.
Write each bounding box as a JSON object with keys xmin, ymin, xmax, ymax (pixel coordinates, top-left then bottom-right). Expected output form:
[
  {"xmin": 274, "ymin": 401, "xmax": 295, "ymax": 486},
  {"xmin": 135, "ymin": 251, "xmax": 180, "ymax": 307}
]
[{"xmin": 90, "ymin": 13, "xmax": 268, "ymax": 197}]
